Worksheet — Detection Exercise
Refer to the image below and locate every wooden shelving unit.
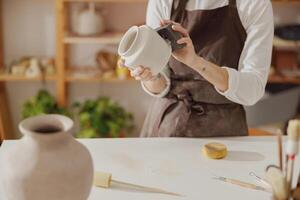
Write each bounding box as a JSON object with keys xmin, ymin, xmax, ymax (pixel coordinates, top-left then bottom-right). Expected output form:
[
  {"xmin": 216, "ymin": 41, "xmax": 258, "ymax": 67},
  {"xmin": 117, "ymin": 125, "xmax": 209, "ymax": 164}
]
[
  {"xmin": 272, "ymin": 0, "xmax": 300, "ymax": 3},
  {"xmin": 0, "ymin": 0, "xmax": 14, "ymax": 141},
  {"xmin": 271, "ymin": 37, "xmax": 300, "ymax": 84},
  {"xmin": 270, "ymin": 0, "xmax": 300, "ymax": 84},
  {"xmin": 55, "ymin": 0, "xmax": 145, "ymax": 106},
  {"xmin": 64, "ymin": 32, "xmax": 123, "ymax": 44},
  {"xmin": 0, "ymin": 73, "xmax": 57, "ymax": 82},
  {"xmin": 273, "ymin": 37, "xmax": 300, "ymax": 49},
  {"xmin": 268, "ymin": 74, "xmax": 300, "ymax": 85},
  {"xmin": 66, "ymin": 75, "xmax": 135, "ymax": 83}
]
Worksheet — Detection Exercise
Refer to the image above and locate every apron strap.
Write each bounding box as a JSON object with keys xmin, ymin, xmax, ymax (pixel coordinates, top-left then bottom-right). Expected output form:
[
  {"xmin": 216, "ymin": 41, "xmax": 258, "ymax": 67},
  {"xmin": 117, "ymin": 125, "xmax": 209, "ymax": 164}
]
[
  {"xmin": 229, "ymin": 0, "xmax": 237, "ymax": 7},
  {"xmin": 171, "ymin": 0, "xmax": 189, "ymax": 22}
]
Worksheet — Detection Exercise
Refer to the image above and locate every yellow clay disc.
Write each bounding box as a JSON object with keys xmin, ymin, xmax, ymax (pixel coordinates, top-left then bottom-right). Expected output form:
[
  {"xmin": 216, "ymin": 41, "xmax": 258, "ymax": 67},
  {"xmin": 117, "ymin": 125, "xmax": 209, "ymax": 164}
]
[{"xmin": 202, "ymin": 142, "xmax": 227, "ymax": 159}]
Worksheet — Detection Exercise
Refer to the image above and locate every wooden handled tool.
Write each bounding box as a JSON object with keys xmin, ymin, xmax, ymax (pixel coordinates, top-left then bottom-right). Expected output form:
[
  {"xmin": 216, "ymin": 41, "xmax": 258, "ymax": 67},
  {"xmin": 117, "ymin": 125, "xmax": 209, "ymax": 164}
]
[
  {"xmin": 94, "ymin": 171, "xmax": 181, "ymax": 197},
  {"xmin": 249, "ymin": 172, "xmax": 271, "ymax": 189},
  {"xmin": 286, "ymin": 120, "xmax": 300, "ymax": 192},
  {"xmin": 276, "ymin": 129, "xmax": 283, "ymax": 171},
  {"xmin": 212, "ymin": 175, "xmax": 270, "ymax": 192}
]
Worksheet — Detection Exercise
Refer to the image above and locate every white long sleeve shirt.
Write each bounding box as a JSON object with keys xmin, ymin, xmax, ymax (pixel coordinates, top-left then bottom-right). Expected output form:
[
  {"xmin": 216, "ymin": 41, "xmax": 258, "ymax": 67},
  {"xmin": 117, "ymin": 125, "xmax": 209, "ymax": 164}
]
[{"xmin": 142, "ymin": 0, "xmax": 274, "ymax": 106}]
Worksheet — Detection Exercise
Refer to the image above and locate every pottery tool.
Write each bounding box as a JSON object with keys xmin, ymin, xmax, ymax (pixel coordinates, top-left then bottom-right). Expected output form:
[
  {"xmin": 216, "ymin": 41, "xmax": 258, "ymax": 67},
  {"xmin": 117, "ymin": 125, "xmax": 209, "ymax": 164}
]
[
  {"xmin": 295, "ymin": 174, "xmax": 300, "ymax": 200},
  {"xmin": 276, "ymin": 129, "xmax": 283, "ymax": 171},
  {"xmin": 212, "ymin": 175, "xmax": 270, "ymax": 192},
  {"xmin": 286, "ymin": 120, "xmax": 300, "ymax": 191},
  {"xmin": 266, "ymin": 165, "xmax": 289, "ymax": 200},
  {"xmin": 297, "ymin": 173, "xmax": 300, "ymax": 188},
  {"xmin": 249, "ymin": 172, "xmax": 271, "ymax": 188},
  {"xmin": 202, "ymin": 142, "xmax": 228, "ymax": 159},
  {"xmin": 94, "ymin": 171, "xmax": 181, "ymax": 197}
]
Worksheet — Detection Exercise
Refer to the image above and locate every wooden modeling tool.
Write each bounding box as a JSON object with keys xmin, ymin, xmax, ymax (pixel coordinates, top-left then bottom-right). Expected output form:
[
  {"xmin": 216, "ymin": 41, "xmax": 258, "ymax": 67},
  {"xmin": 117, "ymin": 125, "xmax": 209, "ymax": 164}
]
[
  {"xmin": 276, "ymin": 129, "xmax": 283, "ymax": 171},
  {"xmin": 249, "ymin": 172, "xmax": 271, "ymax": 189},
  {"xmin": 212, "ymin": 175, "xmax": 270, "ymax": 192},
  {"xmin": 266, "ymin": 165, "xmax": 289, "ymax": 200},
  {"xmin": 296, "ymin": 173, "xmax": 300, "ymax": 187},
  {"xmin": 286, "ymin": 120, "xmax": 300, "ymax": 192},
  {"xmin": 94, "ymin": 171, "xmax": 181, "ymax": 197}
]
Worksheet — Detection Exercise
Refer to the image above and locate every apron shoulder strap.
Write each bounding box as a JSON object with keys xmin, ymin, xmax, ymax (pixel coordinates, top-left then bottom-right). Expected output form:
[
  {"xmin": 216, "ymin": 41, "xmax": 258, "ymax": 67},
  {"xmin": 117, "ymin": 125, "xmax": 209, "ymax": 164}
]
[
  {"xmin": 171, "ymin": 0, "xmax": 189, "ymax": 22},
  {"xmin": 229, "ymin": 0, "xmax": 237, "ymax": 7}
]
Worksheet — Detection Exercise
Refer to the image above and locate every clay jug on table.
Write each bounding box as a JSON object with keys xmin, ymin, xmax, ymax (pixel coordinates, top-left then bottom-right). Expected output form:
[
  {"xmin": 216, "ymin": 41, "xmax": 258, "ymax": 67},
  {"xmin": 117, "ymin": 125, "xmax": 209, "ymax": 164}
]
[
  {"xmin": 0, "ymin": 114, "xmax": 94, "ymax": 200},
  {"xmin": 118, "ymin": 23, "xmax": 185, "ymax": 75}
]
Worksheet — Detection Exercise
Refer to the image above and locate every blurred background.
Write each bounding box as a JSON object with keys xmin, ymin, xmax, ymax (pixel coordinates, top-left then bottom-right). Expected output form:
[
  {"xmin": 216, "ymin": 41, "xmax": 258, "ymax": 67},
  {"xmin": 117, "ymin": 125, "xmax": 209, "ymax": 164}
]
[{"xmin": 0, "ymin": 0, "xmax": 300, "ymax": 140}]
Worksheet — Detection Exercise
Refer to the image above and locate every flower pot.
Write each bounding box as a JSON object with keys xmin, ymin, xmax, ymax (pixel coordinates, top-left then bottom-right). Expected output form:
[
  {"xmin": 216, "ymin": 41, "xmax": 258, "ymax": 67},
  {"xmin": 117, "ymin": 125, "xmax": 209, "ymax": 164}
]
[
  {"xmin": 0, "ymin": 114, "xmax": 93, "ymax": 200},
  {"xmin": 118, "ymin": 25, "xmax": 172, "ymax": 75}
]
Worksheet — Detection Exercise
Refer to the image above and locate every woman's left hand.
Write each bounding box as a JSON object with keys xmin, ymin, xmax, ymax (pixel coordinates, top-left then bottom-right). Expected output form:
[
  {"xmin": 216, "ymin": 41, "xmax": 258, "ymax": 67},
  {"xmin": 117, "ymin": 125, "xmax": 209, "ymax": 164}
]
[{"xmin": 161, "ymin": 20, "xmax": 197, "ymax": 67}]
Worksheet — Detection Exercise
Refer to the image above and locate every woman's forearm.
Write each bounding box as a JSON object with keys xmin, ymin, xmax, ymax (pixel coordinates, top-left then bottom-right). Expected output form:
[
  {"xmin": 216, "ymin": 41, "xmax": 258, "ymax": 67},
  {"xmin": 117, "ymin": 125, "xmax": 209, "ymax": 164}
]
[
  {"xmin": 189, "ymin": 56, "xmax": 229, "ymax": 92},
  {"xmin": 142, "ymin": 74, "xmax": 168, "ymax": 94}
]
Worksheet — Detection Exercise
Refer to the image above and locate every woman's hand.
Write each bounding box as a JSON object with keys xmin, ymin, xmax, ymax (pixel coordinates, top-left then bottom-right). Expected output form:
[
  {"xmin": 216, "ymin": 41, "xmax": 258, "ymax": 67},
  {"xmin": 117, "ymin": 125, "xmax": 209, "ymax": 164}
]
[
  {"xmin": 161, "ymin": 20, "xmax": 197, "ymax": 67},
  {"xmin": 119, "ymin": 59, "xmax": 154, "ymax": 81},
  {"xmin": 119, "ymin": 59, "xmax": 168, "ymax": 94},
  {"xmin": 160, "ymin": 20, "xmax": 229, "ymax": 93}
]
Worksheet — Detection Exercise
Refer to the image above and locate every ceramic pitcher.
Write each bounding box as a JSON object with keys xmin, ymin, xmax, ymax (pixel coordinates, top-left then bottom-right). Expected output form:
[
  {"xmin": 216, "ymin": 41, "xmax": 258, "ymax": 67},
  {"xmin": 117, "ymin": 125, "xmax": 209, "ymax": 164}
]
[
  {"xmin": 118, "ymin": 25, "xmax": 172, "ymax": 75},
  {"xmin": 76, "ymin": 3, "xmax": 105, "ymax": 36},
  {"xmin": 0, "ymin": 114, "xmax": 94, "ymax": 200}
]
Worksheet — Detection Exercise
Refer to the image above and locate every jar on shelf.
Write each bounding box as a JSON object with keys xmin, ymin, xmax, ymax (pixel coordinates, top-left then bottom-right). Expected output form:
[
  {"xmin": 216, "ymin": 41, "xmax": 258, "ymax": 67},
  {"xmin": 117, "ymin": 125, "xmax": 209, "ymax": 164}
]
[{"xmin": 75, "ymin": 3, "xmax": 105, "ymax": 36}]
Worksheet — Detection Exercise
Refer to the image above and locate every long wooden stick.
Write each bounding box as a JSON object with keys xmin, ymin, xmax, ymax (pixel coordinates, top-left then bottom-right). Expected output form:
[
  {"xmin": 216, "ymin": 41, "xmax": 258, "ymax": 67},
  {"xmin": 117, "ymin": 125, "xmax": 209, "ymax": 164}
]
[
  {"xmin": 213, "ymin": 176, "xmax": 270, "ymax": 193},
  {"xmin": 297, "ymin": 173, "xmax": 300, "ymax": 188},
  {"xmin": 112, "ymin": 179, "xmax": 182, "ymax": 197},
  {"xmin": 277, "ymin": 133, "xmax": 283, "ymax": 171}
]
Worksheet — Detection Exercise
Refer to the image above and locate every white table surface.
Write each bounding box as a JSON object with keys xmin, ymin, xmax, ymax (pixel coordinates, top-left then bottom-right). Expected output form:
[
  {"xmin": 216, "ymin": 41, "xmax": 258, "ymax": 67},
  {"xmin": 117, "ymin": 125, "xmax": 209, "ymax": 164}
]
[{"xmin": 1, "ymin": 137, "xmax": 299, "ymax": 200}]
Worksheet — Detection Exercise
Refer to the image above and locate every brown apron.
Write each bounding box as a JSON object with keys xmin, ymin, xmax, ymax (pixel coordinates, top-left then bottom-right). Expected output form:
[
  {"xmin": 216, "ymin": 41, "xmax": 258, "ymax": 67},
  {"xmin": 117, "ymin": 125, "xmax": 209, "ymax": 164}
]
[{"xmin": 141, "ymin": 0, "xmax": 248, "ymax": 137}]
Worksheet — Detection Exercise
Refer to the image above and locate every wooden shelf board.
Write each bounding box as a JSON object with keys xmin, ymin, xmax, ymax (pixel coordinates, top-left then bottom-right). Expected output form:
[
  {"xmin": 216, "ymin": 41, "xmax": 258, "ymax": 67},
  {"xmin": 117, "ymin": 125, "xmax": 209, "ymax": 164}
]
[
  {"xmin": 66, "ymin": 76, "xmax": 136, "ymax": 83},
  {"xmin": 273, "ymin": 37, "xmax": 300, "ymax": 49},
  {"xmin": 272, "ymin": 0, "xmax": 300, "ymax": 3},
  {"xmin": 64, "ymin": 32, "xmax": 124, "ymax": 44},
  {"xmin": 268, "ymin": 74, "xmax": 300, "ymax": 85},
  {"xmin": 63, "ymin": 0, "xmax": 147, "ymax": 3},
  {"xmin": 0, "ymin": 74, "xmax": 57, "ymax": 82}
]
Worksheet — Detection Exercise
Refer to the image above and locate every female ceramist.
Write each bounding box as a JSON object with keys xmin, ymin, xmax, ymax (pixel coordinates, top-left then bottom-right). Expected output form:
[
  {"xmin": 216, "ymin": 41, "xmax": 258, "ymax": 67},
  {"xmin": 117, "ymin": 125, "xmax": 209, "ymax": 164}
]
[{"xmin": 121, "ymin": 0, "xmax": 274, "ymax": 137}]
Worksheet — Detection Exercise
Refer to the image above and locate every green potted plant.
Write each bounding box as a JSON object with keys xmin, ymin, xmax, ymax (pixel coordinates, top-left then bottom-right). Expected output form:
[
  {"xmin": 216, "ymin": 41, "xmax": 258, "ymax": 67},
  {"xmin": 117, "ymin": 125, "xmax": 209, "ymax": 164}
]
[
  {"xmin": 73, "ymin": 97, "xmax": 134, "ymax": 138},
  {"xmin": 22, "ymin": 90, "xmax": 69, "ymax": 119}
]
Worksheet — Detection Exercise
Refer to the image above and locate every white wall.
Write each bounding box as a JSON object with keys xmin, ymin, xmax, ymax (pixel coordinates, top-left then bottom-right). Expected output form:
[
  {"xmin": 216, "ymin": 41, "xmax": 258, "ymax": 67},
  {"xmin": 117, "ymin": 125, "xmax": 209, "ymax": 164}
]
[{"xmin": 2, "ymin": 0, "xmax": 300, "ymax": 136}]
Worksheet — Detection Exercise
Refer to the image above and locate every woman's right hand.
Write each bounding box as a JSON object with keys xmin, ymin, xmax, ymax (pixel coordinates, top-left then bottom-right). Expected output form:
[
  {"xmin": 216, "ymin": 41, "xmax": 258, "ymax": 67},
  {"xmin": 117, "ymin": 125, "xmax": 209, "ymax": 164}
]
[{"xmin": 119, "ymin": 59, "xmax": 154, "ymax": 81}]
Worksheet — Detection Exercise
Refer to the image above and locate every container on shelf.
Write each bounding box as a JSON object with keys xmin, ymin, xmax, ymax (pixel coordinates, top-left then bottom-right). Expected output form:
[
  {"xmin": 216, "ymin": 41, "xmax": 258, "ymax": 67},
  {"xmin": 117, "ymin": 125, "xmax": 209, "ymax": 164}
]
[{"xmin": 75, "ymin": 3, "xmax": 105, "ymax": 36}]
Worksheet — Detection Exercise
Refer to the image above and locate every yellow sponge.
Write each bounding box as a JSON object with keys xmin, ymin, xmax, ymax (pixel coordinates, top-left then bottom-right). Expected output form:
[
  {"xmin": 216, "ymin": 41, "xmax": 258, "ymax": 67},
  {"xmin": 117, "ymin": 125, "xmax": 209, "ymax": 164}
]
[{"xmin": 202, "ymin": 142, "xmax": 227, "ymax": 159}]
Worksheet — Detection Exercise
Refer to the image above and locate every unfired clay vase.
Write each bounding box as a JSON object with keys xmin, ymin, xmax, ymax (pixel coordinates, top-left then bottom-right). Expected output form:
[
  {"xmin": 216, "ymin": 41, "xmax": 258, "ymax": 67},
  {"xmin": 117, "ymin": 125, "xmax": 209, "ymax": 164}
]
[
  {"xmin": 118, "ymin": 25, "xmax": 172, "ymax": 75},
  {"xmin": 0, "ymin": 114, "xmax": 93, "ymax": 200}
]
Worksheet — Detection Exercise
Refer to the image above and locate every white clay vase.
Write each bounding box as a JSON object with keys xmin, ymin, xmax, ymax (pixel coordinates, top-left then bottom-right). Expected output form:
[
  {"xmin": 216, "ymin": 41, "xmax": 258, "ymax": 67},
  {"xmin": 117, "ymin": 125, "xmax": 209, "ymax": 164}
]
[
  {"xmin": 0, "ymin": 114, "xmax": 94, "ymax": 200},
  {"xmin": 76, "ymin": 3, "xmax": 105, "ymax": 36},
  {"xmin": 118, "ymin": 25, "xmax": 172, "ymax": 75}
]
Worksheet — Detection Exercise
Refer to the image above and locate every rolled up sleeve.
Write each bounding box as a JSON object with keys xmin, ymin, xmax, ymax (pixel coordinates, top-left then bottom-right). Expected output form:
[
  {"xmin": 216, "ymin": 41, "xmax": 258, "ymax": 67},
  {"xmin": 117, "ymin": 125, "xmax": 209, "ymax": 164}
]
[
  {"xmin": 216, "ymin": 0, "xmax": 274, "ymax": 106},
  {"xmin": 141, "ymin": 65, "xmax": 171, "ymax": 98}
]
